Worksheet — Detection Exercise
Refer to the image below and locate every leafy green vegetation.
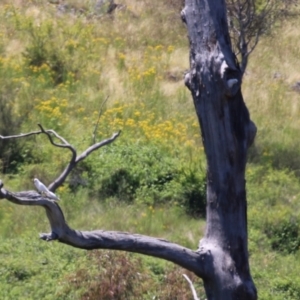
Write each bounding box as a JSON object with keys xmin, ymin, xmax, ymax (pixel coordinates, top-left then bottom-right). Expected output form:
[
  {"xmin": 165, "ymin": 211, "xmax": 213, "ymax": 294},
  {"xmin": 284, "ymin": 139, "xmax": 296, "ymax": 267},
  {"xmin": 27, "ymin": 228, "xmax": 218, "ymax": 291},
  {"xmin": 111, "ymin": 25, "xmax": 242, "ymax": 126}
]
[{"xmin": 0, "ymin": 0, "xmax": 300, "ymax": 298}]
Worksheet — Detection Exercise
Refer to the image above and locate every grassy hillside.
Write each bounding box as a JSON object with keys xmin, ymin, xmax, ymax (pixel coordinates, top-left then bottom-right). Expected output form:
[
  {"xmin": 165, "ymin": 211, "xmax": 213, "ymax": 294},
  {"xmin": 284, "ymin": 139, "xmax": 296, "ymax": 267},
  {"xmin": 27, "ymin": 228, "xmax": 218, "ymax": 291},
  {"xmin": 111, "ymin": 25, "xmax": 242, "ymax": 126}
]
[{"xmin": 1, "ymin": 0, "xmax": 300, "ymax": 299}]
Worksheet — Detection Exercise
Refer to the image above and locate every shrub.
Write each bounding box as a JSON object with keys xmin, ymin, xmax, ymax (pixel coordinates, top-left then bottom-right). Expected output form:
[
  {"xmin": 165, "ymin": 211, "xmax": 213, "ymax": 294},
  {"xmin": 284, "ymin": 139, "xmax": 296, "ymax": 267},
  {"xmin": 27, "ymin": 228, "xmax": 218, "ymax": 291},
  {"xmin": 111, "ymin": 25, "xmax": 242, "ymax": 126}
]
[
  {"xmin": 265, "ymin": 218, "xmax": 300, "ymax": 254},
  {"xmin": 65, "ymin": 250, "xmax": 152, "ymax": 300},
  {"xmin": 155, "ymin": 266, "xmax": 204, "ymax": 300},
  {"xmin": 23, "ymin": 21, "xmax": 73, "ymax": 86},
  {"xmin": 272, "ymin": 277, "xmax": 300, "ymax": 299},
  {"xmin": 99, "ymin": 168, "xmax": 140, "ymax": 202},
  {"xmin": 87, "ymin": 143, "xmax": 206, "ymax": 216},
  {"xmin": 24, "ymin": 41, "xmax": 67, "ymax": 86},
  {"xmin": 177, "ymin": 170, "xmax": 206, "ymax": 217},
  {"xmin": 65, "ymin": 250, "xmax": 205, "ymax": 300},
  {"xmin": 0, "ymin": 72, "xmax": 26, "ymax": 173}
]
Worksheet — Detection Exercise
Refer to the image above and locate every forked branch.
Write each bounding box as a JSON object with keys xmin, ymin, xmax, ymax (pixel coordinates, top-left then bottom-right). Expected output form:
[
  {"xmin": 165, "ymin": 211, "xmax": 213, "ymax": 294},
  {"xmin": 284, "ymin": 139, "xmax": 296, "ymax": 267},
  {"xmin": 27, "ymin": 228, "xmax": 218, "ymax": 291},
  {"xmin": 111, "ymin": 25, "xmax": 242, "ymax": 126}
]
[
  {"xmin": 0, "ymin": 124, "xmax": 121, "ymax": 192},
  {"xmin": 0, "ymin": 180, "xmax": 207, "ymax": 278}
]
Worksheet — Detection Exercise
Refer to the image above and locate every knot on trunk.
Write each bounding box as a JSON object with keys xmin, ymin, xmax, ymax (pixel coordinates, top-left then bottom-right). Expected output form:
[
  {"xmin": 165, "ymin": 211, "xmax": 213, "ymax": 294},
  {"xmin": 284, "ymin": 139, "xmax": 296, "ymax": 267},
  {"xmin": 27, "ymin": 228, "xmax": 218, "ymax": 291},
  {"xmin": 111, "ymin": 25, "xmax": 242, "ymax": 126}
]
[
  {"xmin": 184, "ymin": 70, "xmax": 201, "ymax": 99},
  {"xmin": 235, "ymin": 279, "xmax": 258, "ymax": 300},
  {"xmin": 220, "ymin": 60, "xmax": 241, "ymax": 97},
  {"xmin": 247, "ymin": 120, "xmax": 257, "ymax": 147},
  {"xmin": 181, "ymin": 7, "xmax": 187, "ymax": 23}
]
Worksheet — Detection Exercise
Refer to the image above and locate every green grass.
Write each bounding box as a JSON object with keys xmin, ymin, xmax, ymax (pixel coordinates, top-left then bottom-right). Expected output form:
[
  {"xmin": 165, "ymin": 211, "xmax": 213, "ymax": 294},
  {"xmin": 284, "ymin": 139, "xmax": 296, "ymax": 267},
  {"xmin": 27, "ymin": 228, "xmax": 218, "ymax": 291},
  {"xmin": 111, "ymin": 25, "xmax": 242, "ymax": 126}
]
[{"xmin": 1, "ymin": 0, "xmax": 300, "ymax": 299}]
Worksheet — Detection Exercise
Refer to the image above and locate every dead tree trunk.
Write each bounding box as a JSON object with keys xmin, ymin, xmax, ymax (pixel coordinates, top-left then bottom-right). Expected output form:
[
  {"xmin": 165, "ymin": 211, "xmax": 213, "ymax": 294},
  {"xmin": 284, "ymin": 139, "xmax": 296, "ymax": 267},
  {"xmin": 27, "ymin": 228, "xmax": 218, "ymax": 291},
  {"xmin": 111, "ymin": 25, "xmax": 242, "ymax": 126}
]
[
  {"xmin": 182, "ymin": 0, "xmax": 257, "ymax": 298},
  {"xmin": 0, "ymin": 1, "xmax": 259, "ymax": 299}
]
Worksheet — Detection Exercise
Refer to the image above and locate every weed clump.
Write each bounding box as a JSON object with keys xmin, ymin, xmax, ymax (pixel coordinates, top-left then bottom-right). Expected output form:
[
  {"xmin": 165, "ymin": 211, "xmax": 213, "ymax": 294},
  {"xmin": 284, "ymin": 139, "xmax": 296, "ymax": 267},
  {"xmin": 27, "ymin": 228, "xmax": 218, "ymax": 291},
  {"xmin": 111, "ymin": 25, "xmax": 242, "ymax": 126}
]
[{"xmin": 65, "ymin": 250, "xmax": 204, "ymax": 299}]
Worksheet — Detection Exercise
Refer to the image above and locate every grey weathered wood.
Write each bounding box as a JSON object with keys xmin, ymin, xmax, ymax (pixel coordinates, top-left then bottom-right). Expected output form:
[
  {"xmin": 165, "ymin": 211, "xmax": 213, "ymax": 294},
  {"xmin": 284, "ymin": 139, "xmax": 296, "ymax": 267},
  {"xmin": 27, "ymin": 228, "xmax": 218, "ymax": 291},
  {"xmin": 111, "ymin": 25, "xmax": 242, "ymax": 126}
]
[
  {"xmin": 0, "ymin": 181, "xmax": 206, "ymax": 277},
  {"xmin": 0, "ymin": 124, "xmax": 121, "ymax": 193},
  {"xmin": 0, "ymin": 0, "xmax": 260, "ymax": 297},
  {"xmin": 182, "ymin": 0, "xmax": 257, "ymax": 299}
]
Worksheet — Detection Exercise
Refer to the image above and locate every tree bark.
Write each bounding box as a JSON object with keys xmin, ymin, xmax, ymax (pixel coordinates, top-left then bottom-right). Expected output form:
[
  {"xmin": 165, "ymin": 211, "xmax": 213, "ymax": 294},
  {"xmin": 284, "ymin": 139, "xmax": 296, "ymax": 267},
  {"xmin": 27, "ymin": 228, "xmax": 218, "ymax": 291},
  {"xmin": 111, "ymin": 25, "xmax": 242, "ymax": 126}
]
[{"xmin": 182, "ymin": 0, "xmax": 257, "ymax": 299}]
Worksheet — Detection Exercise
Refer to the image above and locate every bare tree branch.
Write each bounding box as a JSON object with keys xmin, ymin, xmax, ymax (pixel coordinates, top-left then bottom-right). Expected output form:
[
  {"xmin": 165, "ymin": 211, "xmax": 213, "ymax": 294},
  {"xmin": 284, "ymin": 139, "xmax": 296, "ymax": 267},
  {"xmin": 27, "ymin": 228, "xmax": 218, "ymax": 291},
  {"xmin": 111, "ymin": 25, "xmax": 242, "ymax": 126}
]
[
  {"xmin": 37, "ymin": 123, "xmax": 77, "ymax": 163},
  {"xmin": 226, "ymin": 0, "xmax": 293, "ymax": 74},
  {"xmin": 77, "ymin": 131, "xmax": 120, "ymax": 163},
  {"xmin": 0, "ymin": 130, "xmax": 42, "ymax": 140},
  {"xmin": 92, "ymin": 96, "xmax": 109, "ymax": 144},
  {"xmin": 183, "ymin": 274, "xmax": 200, "ymax": 300},
  {"xmin": 48, "ymin": 130, "xmax": 121, "ymax": 192},
  {"xmin": 0, "ymin": 180, "xmax": 207, "ymax": 278},
  {"xmin": 0, "ymin": 125, "xmax": 121, "ymax": 193}
]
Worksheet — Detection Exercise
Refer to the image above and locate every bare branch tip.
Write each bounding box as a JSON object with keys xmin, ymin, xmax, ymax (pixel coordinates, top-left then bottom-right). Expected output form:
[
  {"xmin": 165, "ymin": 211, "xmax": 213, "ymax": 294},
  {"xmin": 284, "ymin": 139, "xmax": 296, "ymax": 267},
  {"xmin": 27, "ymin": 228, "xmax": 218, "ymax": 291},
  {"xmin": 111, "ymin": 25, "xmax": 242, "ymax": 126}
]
[
  {"xmin": 183, "ymin": 274, "xmax": 200, "ymax": 300},
  {"xmin": 39, "ymin": 232, "xmax": 59, "ymax": 241},
  {"xmin": 37, "ymin": 123, "xmax": 44, "ymax": 131}
]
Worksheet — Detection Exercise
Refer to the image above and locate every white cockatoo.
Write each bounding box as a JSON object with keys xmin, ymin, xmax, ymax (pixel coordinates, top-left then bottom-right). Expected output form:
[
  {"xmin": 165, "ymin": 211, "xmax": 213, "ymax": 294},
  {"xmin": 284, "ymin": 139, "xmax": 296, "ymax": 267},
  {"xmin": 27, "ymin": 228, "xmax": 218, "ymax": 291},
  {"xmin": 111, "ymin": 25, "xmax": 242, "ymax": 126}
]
[{"xmin": 33, "ymin": 178, "xmax": 60, "ymax": 201}]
